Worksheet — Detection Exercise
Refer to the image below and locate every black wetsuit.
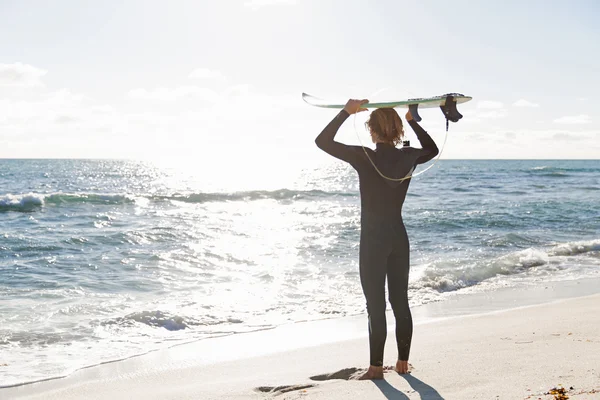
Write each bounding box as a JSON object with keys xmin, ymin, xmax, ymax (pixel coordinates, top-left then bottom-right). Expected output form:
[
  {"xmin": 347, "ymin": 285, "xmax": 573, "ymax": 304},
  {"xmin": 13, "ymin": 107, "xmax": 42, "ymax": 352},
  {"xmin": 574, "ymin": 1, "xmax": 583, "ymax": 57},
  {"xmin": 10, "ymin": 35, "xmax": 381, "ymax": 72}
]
[{"xmin": 315, "ymin": 110, "xmax": 438, "ymax": 366}]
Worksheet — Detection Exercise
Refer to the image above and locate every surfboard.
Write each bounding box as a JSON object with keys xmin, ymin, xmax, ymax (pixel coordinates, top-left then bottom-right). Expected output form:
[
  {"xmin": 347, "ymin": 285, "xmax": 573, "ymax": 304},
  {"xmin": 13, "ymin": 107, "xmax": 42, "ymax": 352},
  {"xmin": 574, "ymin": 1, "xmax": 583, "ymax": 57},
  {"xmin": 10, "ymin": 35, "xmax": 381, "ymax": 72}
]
[{"xmin": 302, "ymin": 92, "xmax": 472, "ymax": 109}]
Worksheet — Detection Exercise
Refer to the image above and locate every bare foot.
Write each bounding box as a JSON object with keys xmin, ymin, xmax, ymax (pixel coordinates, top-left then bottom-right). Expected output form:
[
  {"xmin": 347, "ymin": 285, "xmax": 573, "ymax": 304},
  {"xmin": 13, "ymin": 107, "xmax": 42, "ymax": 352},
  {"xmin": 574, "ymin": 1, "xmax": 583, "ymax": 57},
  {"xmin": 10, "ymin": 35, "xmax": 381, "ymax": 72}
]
[
  {"xmin": 395, "ymin": 360, "xmax": 412, "ymax": 374},
  {"xmin": 354, "ymin": 365, "xmax": 384, "ymax": 380}
]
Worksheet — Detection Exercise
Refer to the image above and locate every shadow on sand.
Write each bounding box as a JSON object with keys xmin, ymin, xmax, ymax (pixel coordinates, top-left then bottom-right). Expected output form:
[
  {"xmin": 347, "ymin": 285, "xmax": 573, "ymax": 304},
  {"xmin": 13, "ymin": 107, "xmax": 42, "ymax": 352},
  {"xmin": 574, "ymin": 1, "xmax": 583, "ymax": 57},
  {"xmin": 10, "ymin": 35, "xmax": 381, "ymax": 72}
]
[
  {"xmin": 372, "ymin": 374, "xmax": 444, "ymax": 400},
  {"xmin": 309, "ymin": 367, "xmax": 444, "ymax": 400},
  {"xmin": 401, "ymin": 374, "xmax": 444, "ymax": 400},
  {"xmin": 373, "ymin": 380, "xmax": 411, "ymax": 400}
]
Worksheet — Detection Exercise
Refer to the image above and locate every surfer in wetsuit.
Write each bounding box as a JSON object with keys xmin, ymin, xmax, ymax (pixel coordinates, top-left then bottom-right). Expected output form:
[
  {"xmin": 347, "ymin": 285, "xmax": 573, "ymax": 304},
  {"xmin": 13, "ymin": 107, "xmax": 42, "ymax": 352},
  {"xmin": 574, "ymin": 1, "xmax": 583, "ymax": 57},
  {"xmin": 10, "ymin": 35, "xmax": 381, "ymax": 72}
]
[{"xmin": 315, "ymin": 99, "xmax": 438, "ymax": 380}]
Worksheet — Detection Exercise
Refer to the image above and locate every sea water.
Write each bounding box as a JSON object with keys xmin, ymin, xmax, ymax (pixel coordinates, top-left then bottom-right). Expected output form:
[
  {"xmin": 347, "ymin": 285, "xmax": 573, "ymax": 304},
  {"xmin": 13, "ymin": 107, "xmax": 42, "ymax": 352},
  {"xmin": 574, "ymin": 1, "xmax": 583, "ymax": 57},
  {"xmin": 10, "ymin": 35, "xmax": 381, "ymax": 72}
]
[{"xmin": 1, "ymin": 159, "xmax": 598, "ymax": 387}]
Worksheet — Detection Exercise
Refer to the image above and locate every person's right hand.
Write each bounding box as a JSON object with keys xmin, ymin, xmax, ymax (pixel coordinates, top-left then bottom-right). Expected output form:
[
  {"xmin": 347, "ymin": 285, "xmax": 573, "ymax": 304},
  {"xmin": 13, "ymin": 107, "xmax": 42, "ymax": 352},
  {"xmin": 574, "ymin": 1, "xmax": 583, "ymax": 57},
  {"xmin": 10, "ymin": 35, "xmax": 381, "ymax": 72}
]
[
  {"xmin": 405, "ymin": 110, "xmax": 414, "ymax": 121},
  {"xmin": 343, "ymin": 99, "xmax": 369, "ymax": 115}
]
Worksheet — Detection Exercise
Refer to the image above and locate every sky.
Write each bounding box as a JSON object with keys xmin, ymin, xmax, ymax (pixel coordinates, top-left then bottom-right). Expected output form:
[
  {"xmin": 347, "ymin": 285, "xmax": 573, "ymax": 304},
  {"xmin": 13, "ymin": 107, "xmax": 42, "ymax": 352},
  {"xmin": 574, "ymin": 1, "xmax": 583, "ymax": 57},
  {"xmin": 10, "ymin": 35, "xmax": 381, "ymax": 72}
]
[{"xmin": 1, "ymin": 0, "xmax": 599, "ymax": 161}]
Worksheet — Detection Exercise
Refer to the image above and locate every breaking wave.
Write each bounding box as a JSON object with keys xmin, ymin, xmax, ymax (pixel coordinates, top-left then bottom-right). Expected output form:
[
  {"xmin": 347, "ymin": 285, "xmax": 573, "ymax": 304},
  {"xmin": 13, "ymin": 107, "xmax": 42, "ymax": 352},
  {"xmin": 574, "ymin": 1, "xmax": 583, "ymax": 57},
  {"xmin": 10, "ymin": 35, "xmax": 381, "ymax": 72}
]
[
  {"xmin": 0, "ymin": 193, "xmax": 44, "ymax": 211},
  {"xmin": 158, "ymin": 189, "xmax": 356, "ymax": 203},
  {"xmin": 0, "ymin": 189, "xmax": 356, "ymax": 211},
  {"xmin": 412, "ymin": 239, "xmax": 600, "ymax": 293}
]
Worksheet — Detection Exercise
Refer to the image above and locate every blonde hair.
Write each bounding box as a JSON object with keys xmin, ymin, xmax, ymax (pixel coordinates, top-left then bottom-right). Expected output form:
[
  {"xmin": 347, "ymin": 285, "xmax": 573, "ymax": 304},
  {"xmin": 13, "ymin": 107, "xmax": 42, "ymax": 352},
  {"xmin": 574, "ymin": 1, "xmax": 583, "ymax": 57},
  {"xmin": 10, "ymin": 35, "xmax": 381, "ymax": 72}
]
[{"xmin": 365, "ymin": 108, "xmax": 404, "ymax": 146}]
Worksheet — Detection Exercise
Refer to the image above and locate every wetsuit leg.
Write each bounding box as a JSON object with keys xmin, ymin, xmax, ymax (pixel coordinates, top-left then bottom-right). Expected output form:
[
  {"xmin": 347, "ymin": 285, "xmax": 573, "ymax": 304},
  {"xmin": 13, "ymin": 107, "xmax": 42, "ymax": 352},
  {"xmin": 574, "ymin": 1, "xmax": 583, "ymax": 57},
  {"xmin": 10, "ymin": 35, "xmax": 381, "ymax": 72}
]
[
  {"xmin": 387, "ymin": 223, "xmax": 413, "ymax": 361},
  {"xmin": 359, "ymin": 234, "xmax": 389, "ymax": 367}
]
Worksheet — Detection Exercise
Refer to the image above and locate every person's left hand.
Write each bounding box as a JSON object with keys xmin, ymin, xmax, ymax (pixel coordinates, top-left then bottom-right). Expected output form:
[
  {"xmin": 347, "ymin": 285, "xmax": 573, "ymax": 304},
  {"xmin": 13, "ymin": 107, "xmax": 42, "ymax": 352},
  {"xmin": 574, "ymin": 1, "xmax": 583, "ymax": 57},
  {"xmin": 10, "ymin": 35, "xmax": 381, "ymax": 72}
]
[
  {"xmin": 343, "ymin": 99, "xmax": 369, "ymax": 115},
  {"xmin": 405, "ymin": 110, "xmax": 413, "ymax": 121}
]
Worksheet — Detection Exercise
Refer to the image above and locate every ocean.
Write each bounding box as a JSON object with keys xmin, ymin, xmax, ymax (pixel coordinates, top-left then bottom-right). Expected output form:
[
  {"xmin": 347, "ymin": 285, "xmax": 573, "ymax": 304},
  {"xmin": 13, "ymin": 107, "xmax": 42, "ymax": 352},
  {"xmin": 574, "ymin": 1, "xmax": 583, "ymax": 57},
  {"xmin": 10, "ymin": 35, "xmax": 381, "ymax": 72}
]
[{"xmin": 1, "ymin": 159, "xmax": 599, "ymax": 387}]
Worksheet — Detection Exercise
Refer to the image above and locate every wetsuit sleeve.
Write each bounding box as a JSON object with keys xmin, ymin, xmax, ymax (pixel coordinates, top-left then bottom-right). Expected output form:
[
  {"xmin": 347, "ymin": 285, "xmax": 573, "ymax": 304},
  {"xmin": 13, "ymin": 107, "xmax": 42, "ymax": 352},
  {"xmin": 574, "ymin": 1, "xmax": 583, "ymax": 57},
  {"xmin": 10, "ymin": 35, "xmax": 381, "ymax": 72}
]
[
  {"xmin": 408, "ymin": 119, "xmax": 439, "ymax": 165},
  {"xmin": 315, "ymin": 110, "xmax": 363, "ymax": 166}
]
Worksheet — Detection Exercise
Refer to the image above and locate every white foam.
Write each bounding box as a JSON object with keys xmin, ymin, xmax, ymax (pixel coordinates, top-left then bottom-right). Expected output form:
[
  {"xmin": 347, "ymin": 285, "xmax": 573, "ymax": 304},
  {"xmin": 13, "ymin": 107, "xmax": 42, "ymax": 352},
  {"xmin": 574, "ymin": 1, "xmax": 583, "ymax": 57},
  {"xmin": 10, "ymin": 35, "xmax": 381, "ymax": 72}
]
[
  {"xmin": 411, "ymin": 245, "xmax": 589, "ymax": 295},
  {"xmin": 0, "ymin": 193, "xmax": 45, "ymax": 208},
  {"xmin": 548, "ymin": 239, "xmax": 600, "ymax": 256}
]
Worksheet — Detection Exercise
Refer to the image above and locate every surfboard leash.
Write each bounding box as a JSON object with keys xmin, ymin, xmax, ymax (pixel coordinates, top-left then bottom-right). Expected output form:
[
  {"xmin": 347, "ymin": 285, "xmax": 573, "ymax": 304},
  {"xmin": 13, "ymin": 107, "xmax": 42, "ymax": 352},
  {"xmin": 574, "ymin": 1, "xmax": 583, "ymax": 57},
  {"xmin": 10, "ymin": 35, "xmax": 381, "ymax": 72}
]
[{"xmin": 352, "ymin": 112, "xmax": 449, "ymax": 182}]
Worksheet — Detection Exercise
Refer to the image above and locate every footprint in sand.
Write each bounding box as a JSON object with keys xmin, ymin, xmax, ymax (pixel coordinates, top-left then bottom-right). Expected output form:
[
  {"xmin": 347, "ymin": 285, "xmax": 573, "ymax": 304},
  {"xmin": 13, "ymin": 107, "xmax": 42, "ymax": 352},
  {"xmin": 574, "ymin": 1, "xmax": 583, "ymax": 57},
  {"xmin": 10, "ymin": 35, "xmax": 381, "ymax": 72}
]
[
  {"xmin": 255, "ymin": 384, "xmax": 315, "ymax": 394},
  {"xmin": 310, "ymin": 367, "xmax": 365, "ymax": 381},
  {"xmin": 256, "ymin": 365, "xmax": 415, "ymax": 395},
  {"xmin": 310, "ymin": 365, "xmax": 414, "ymax": 381}
]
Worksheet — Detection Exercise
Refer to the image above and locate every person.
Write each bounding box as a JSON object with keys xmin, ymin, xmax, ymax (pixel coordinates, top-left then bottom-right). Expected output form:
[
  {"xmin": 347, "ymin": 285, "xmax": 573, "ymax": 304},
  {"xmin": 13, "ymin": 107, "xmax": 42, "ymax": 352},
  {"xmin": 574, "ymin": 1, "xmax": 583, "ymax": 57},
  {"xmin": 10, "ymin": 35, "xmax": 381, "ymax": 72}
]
[{"xmin": 315, "ymin": 99, "xmax": 438, "ymax": 380}]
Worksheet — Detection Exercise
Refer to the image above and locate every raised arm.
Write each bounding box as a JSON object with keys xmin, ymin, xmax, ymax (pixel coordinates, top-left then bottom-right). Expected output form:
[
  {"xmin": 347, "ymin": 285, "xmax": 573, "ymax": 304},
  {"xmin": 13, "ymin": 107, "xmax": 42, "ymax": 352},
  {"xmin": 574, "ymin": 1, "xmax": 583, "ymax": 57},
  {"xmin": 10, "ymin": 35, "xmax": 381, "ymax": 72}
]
[
  {"xmin": 315, "ymin": 99, "xmax": 368, "ymax": 165},
  {"xmin": 406, "ymin": 111, "xmax": 439, "ymax": 164}
]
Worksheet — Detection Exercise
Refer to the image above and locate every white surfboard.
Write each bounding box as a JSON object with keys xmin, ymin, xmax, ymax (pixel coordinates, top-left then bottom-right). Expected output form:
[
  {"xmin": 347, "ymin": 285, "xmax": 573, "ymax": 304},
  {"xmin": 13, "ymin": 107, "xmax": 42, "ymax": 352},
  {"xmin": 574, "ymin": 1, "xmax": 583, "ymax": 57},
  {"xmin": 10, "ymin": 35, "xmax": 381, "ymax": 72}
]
[{"xmin": 302, "ymin": 92, "xmax": 472, "ymax": 109}]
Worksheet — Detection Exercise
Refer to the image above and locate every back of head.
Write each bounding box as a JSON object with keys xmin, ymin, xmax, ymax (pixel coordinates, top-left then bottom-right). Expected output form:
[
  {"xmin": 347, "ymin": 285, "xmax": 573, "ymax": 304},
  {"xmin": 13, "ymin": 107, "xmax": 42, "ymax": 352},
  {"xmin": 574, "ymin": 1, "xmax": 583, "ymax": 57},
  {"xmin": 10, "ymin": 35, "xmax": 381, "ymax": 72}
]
[{"xmin": 365, "ymin": 108, "xmax": 405, "ymax": 146}]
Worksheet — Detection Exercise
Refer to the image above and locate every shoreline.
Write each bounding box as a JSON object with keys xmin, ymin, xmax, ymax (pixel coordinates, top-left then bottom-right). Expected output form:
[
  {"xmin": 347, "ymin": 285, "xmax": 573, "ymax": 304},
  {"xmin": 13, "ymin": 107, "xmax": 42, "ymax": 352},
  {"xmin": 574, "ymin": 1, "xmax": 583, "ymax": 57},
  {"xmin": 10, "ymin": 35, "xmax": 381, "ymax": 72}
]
[
  {"xmin": 4, "ymin": 275, "xmax": 600, "ymax": 390},
  {"xmin": 2, "ymin": 276, "xmax": 600, "ymax": 399}
]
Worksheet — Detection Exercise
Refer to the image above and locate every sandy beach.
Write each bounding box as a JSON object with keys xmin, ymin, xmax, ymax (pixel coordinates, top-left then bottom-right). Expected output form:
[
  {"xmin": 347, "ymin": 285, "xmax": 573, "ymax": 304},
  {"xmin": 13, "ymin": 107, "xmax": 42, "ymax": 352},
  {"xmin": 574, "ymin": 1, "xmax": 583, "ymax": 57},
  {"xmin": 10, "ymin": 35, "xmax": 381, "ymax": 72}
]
[
  {"xmin": 2, "ymin": 1, "xmax": 600, "ymax": 399},
  {"xmin": 3, "ymin": 281, "xmax": 599, "ymax": 400}
]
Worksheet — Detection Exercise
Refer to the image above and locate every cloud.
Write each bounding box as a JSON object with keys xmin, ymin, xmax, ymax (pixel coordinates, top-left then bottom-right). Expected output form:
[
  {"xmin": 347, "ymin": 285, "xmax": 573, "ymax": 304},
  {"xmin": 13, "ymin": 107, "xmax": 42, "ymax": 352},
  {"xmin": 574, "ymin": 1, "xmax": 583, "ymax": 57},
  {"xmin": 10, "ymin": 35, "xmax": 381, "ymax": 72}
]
[
  {"xmin": 244, "ymin": 0, "xmax": 297, "ymax": 9},
  {"xmin": 188, "ymin": 68, "xmax": 225, "ymax": 80},
  {"xmin": 513, "ymin": 99, "xmax": 540, "ymax": 108},
  {"xmin": 488, "ymin": 128, "xmax": 598, "ymax": 140},
  {"xmin": 127, "ymin": 86, "xmax": 217, "ymax": 102},
  {"xmin": 2, "ymin": 75, "xmax": 303, "ymax": 158},
  {"xmin": 44, "ymin": 88, "xmax": 87, "ymax": 105},
  {"xmin": 553, "ymin": 114, "xmax": 591, "ymax": 124},
  {"xmin": 55, "ymin": 115, "xmax": 79, "ymax": 124},
  {"xmin": 479, "ymin": 110, "xmax": 507, "ymax": 118},
  {"xmin": 0, "ymin": 89, "xmax": 84, "ymax": 123},
  {"xmin": 91, "ymin": 105, "xmax": 115, "ymax": 114},
  {"xmin": 0, "ymin": 62, "xmax": 47, "ymax": 87},
  {"xmin": 467, "ymin": 109, "xmax": 508, "ymax": 121},
  {"xmin": 551, "ymin": 132, "xmax": 586, "ymax": 141},
  {"xmin": 476, "ymin": 101, "xmax": 504, "ymax": 109}
]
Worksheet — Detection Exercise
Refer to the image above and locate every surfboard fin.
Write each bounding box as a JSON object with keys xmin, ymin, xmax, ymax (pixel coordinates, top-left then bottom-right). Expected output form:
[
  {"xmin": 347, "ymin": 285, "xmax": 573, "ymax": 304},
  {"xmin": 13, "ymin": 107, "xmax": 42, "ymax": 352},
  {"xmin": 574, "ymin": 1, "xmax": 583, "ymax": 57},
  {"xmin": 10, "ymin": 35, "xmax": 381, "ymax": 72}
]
[
  {"xmin": 408, "ymin": 104, "xmax": 422, "ymax": 122},
  {"xmin": 439, "ymin": 94, "xmax": 463, "ymax": 131}
]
